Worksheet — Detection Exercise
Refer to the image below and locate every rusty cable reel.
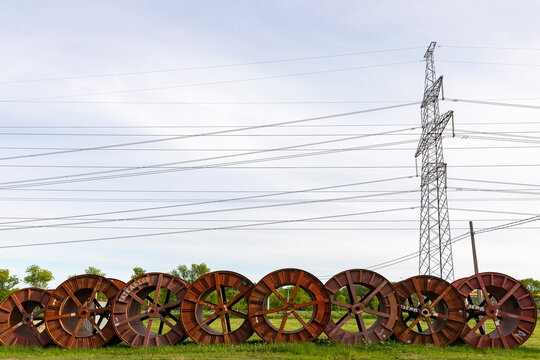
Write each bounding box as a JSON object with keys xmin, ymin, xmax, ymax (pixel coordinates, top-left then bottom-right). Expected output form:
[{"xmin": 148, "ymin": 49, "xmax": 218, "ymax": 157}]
[
  {"xmin": 454, "ymin": 272, "xmax": 537, "ymax": 349},
  {"xmin": 0, "ymin": 288, "xmax": 52, "ymax": 346},
  {"xmin": 181, "ymin": 271, "xmax": 254, "ymax": 344},
  {"xmin": 324, "ymin": 269, "xmax": 398, "ymax": 344},
  {"xmin": 248, "ymin": 268, "xmax": 331, "ymax": 343},
  {"xmin": 44, "ymin": 275, "xmax": 120, "ymax": 349},
  {"xmin": 112, "ymin": 272, "xmax": 189, "ymax": 347},
  {"xmin": 393, "ymin": 275, "xmax": 466, "ymax": 346}
]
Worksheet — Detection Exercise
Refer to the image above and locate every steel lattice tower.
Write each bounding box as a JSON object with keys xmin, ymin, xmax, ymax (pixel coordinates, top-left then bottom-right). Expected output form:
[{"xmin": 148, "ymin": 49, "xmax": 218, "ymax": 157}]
[{"xmin": 416, "ymin": 42, "xmax": 455, "ymax": 281}]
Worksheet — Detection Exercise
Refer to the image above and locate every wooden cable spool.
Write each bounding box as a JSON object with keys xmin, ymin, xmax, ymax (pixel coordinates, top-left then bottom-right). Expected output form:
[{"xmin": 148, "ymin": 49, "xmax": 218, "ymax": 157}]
[
  {"xmin": 324, "ymin": 269, "xmax": 398, "ymax": 344},
  {"xmin": 455, "ymin": 272, "xmax": 537, "ymax": 348},
  {"xmin": 0, "ymin": 288, "xmax": 52, "ymax": 346},
  {"xmin": 181, "ymin": 271, "xmax": 254, "ymax": 344},
  {"xmin": 393, "ymin": 275, "xmax": 466, "ymax": 347},
  {"xmin": 248, "ymin": 268, "xmax": 331, "ymax": 343},
  {"xmin": 44, "ymin": 275, "xmax": 120, "ymax": 349}
]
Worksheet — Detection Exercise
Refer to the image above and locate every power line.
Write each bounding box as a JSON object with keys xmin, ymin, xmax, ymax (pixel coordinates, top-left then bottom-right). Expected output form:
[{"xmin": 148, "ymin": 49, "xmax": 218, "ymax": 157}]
[
  {"xmin": 448, "ymin": 178, "xmax": 540, "ymax": 188},
  {"xmin": 0, "ymin": 134, "xmax": 420, "ymax": 190},
  {"xmin": 444, "ymin": 98, "xmax": 540, "ymax": 110},
  {"xmin": 361, "ymin": 214, "xmax": 540, "ymax": 272},
  {"xmin": 439, "ymin": 45, "xmax": 540, "ymax": 51},
  {"xmin": 0, "ymin": 102, "xmax": 420, "ymax": 162},
  {"xmin": 0, "ymin": 176, "xmax": 415, "ymax": 228},
  {"xmin": 0, "ymin": 46, "xmax": 424, "ymax": 84},
  {"xmin": 0, "ymin": 132, "xmax": 421, "ymax": 137},
  {"xmin": 440, "ymin": 60, "xmax": 540, "ymax": 68},
  {"xmin": 1, "ymin": 60, "xmax": 420, "ymax": 102},
  {"xmin": 1, "ymin": 121, "xmax": 539, "ymax": 129},
  {"xmin": 1, "ymin": 163, "xmax": 540, "ymax": 170},
  {"xmin": 0, "ymin": 206, "xmax": 418, "ymax": 249},
  {"xmin": 0, "ymin": 189, "xmax": 419, "ymax": 232},
  {"xmin": 2, "ymin": 144, "xmax": 539, "ymax": 153}
]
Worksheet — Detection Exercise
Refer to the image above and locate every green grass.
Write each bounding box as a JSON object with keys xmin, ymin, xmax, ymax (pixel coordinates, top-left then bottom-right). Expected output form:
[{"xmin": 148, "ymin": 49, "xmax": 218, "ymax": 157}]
[{"xmin": 0, "ymin": 316, "xmax": 538, "ymax": 359}]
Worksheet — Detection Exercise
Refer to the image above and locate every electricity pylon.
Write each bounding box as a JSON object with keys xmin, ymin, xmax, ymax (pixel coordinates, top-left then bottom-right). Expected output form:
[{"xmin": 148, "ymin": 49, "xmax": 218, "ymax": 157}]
[{"xmin": 416, "ymin": 42, "xmax": 455, "ymax": 281}]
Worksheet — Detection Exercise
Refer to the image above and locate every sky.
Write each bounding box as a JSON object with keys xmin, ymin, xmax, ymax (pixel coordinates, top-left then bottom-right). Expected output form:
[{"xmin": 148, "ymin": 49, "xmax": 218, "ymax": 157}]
[{"xmin": 0, "ymin": 1, "xmax": 539, "ymax": 288}]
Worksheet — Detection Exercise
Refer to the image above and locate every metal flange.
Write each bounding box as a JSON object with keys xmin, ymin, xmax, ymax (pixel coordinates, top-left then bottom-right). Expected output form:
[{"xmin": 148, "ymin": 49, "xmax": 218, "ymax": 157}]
[
  {"xmin": 393, "ymin": 275, "xmax": 466, "ymax": 346},
  {"xmin": 0, "ymin": 288, "xmax": 52, "ymax": 346},
  {"xmin": 112, "ymin": 272, "xmax": 189, "ymax": 347},
  {"xmin": 248, "ymin": 268, "xmax": 331, "ymax": 343},
  {"xmin": 455, "ymin": 272, "xmax": 537, "ymax": 348},
  {"xmin": 44, "ymin": 275, "xmax": 120, "ymax": 349},
  {"xmin": 324, "ymin": 269, "xmax": 398, "ymax": 344},
  {"xmin": 181, "ymin": 271, "xmax": 254, "ymax": 344}
]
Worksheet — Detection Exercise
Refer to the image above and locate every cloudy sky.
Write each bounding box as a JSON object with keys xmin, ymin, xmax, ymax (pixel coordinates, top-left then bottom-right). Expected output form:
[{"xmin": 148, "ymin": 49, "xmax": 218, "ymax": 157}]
[{"xmin": 0, "ymin": 1, "xmax": 539, "ymax": 287}]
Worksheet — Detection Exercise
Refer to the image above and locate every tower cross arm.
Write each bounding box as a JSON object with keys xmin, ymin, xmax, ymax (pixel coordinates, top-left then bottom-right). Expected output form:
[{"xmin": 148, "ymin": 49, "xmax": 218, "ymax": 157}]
[{"xmin": 415, "ymin": 110, "xmax": 453, "ymax": 157}]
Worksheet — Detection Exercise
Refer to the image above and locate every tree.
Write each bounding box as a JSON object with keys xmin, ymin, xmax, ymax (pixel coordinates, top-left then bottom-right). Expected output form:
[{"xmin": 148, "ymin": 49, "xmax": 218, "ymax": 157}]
[
  {"xmin": 132, "ymin": 266, "xmax": 146, "ymax": 279},
  {"xmin": 520, "ymin": 278, "xmax": 540, "ymax": 307},
  {"xmin": 84, "ymin": 266, "xmax": 106, "ymax": 277},
  {"xmin": 0, "ymin": 269, "xmax": 19, "ymax": 301},
  {"xmin": 24, "ymin": 265, "xmax": 54, "ymax": 289},
  {"xmin": 170, "ymin": 263, "xmax": 211, "ymax": 283}
]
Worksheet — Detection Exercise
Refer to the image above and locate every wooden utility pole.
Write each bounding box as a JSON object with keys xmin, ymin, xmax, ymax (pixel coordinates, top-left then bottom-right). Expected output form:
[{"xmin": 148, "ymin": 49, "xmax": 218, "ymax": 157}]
[{"xmin": 469, "ymin": 221, "xmax": 479, "ymax": 274}]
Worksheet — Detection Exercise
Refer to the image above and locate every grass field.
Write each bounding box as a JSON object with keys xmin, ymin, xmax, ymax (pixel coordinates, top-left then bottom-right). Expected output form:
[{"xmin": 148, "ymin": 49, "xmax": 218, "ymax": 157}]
[{"xmin": 0, "ymin": 316, "xmax": 538, "ymax": 359}]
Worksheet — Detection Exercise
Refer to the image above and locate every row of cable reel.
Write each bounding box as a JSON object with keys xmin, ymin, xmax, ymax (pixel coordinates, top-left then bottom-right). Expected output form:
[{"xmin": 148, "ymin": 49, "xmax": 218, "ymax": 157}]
[{"xmin": 0, "ymin": 268, "xmax": 536, "ymax": 349}]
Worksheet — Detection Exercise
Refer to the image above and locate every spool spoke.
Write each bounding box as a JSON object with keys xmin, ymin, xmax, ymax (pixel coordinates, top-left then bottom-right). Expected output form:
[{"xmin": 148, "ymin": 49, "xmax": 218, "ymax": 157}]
[
  {"xmin": 254, "ymin": 307, "xmax": 283, "ymax": 316},
  {"xmin": 193, "ymin": 313, "xmax": 219, "ymax": 331},
  {"xmin": 331, "ymin": 300, "xmax": 352, "ymax": 309},
  {"xmin": 11, "ymin": 295, "xmax": 27, "ymax": 316},
  {"xmin": 335, "ymin": 313, "xmax": 353, "ymax": 328},
  {"xmin": 262, "ymin": 277, "xmax": 288, "ymax": 306},
  {"xmin": 227, "ymin": 309, "xmax": 248, "ymax": 319},
  {"xmin": 275, "ymin": 314, "xmax": 289, "ymax": 343},
  {"xmin": 364, "ymin": 308, "xmax": 391, "ymax": 318},
  {"xmin": 143, "ymin": 318, "xmax": 153, "ymax": 348},
  {"xmin": 129, "ymin": 292, "xmax": 151, "ymax": 310},
  {"xmin": 290, "ymin": 271, "xmax": 304, "ymax": 302},
  {"xmin": 156, "ymin": 313, "xmax": 183, "ymax": 337},
  {"xmin": 157, "ymin": 289, "xmax": 171, "ymax": 335},
  {"xmin": 116, "ymin": 312, "xmax": 148, "ymax": 326},
  {"xmin": 88, "ymin": 278, "xmax": 103, "ymax": 307},
  {"xmin": 427, "ymin": 318, "xmax": 440, "ymax": 346},
  {"xmin": 67, "ymin": 318, "xmax": 84, "ymax": 348},
  {"xmin": 360, "ymin": 280, "xmax": 387, "ymax": 305},
  {"xmin": 225, "ymin": 286, "xmax": 250, "ymax": 308},
  {"xmin": 90, "ymin": 306, "xmax": 112, "ymax": 314},
  {"xmin": 412, "ymin": 277, "xmax": 425, "ymax": 306},
  {"xmin": 296, "ymin": 300, "xmax": 319, "ymax": 309},
  {"xmin": 495, "ymin": 283, "xmax": 521, "ymax": 308},
  {"xmin": 47, "ymin": 312, "xmax": 78, "ymax": 321},
  {"xmin": 495, "ymin": 321, "xmax": 509, "ymax": 348},
  {"xmin": 345, "ymin": 271, "xmax": 358, "ymax": 304},
  {"xmin": 152, "ymin": 273, "xmax": 164, "ymax": 306}
]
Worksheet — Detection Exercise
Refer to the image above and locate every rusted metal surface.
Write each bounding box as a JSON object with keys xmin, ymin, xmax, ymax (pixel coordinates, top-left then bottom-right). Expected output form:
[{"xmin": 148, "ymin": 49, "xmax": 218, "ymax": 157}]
[
  {"xmin": 0, "ymin": 288, "xmax": 51, "ymax": 346},
  {"xmin": 112, "ymin": 272, "xmax": 189, "ymax": 347},
  {"xmin": 393, "ymin": 275, "xmax": 466, "ymax": 346},
  {"xmin": 44, "ymin": 275, "xmax": 120, "ymax": 349},
  {"xmin": 455, "ymin": 272, "xmax": 537, "ymax": 349},
  {"xmin": 181, "ymin": 271, "xmax": 254, "ymax": 344},
  {"xmin": 109, "ymin": 278, "xmax": 126, "ymax": 290},
  {"xmin": 248, "ymin": 268, "xmax": 331, "ymax": 343},
  {"xmin": 324, "ymin": 269, "xmax": 398, "ymax": 344}
]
